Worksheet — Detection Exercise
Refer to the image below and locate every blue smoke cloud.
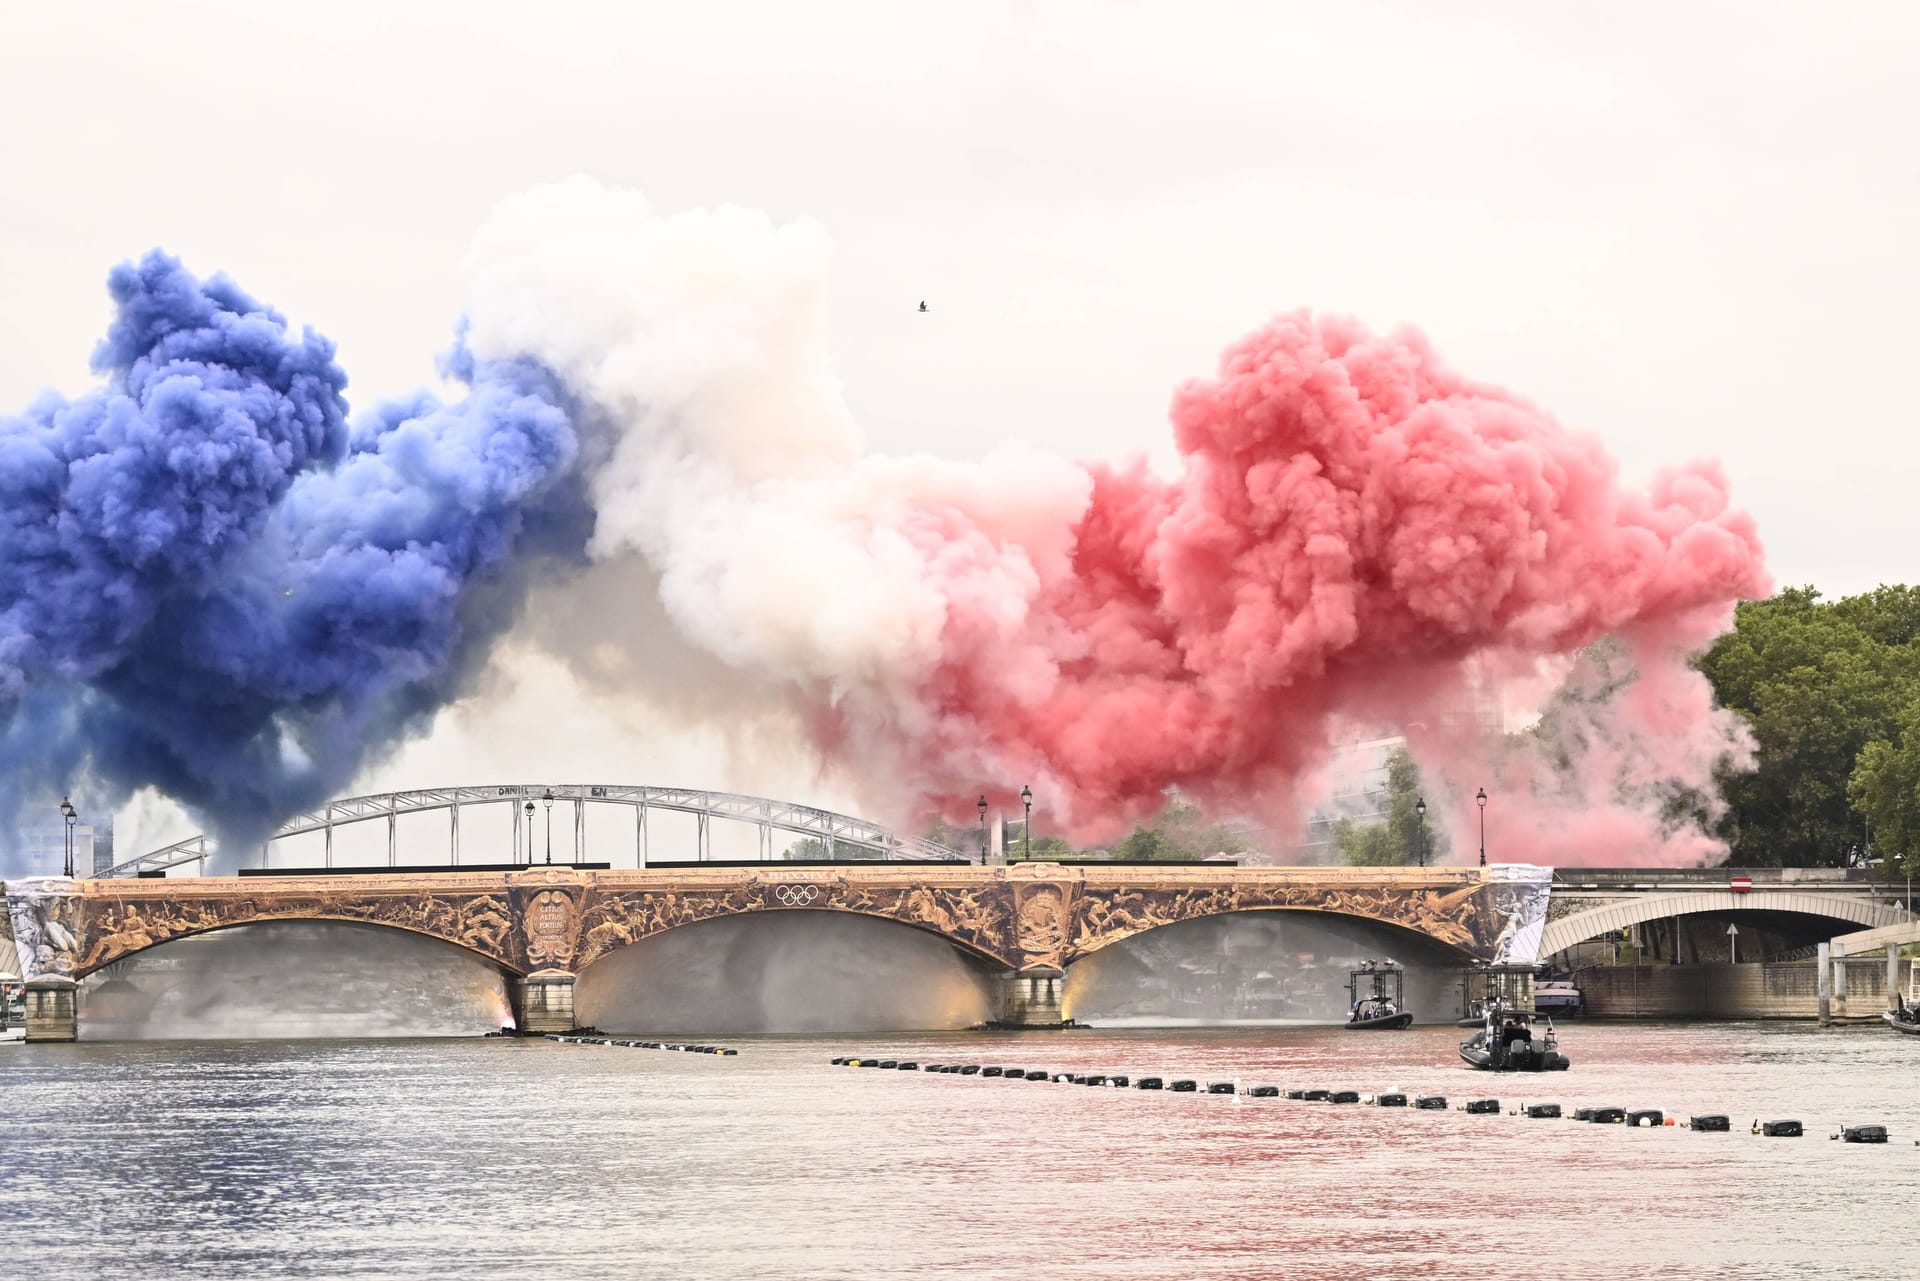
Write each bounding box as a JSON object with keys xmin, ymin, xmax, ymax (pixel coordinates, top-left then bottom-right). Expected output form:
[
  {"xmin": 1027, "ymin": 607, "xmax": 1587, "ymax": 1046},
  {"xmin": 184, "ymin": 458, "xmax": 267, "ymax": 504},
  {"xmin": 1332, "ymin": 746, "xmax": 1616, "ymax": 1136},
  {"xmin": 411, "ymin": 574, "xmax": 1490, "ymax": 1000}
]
[{"xmin": 0, "ymin": 254, "xmax": 582, "ymax": 870}]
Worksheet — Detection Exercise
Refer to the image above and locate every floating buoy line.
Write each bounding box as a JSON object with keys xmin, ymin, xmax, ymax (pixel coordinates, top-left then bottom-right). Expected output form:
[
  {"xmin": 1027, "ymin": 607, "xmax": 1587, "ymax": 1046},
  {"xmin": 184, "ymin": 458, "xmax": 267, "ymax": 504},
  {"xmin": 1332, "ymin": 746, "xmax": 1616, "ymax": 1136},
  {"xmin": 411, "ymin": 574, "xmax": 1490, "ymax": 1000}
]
[
  {"xmin": 546, "ymin": 1033, "xmax": 738, "ymax": 1055},
  {"xmin": 830, "ymin": 1056, "xmax": 1899, "ymax": 1144}
]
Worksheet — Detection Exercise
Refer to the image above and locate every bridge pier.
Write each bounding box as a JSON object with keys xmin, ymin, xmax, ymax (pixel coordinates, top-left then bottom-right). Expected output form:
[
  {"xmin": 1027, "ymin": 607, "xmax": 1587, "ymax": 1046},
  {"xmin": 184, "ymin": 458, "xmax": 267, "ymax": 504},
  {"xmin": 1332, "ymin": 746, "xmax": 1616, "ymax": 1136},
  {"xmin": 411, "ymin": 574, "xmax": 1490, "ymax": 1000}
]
[
  {"xmin": 23, "ymin": 975, "xmax": 79, "ymax": 1042},
  {"xmin": 511, "ymin": 971, "xmax": 577, "ymax": 1035},
  {"xmin": 991, "ymin": 967, "xmax": 1067, "ymax": 1028}
]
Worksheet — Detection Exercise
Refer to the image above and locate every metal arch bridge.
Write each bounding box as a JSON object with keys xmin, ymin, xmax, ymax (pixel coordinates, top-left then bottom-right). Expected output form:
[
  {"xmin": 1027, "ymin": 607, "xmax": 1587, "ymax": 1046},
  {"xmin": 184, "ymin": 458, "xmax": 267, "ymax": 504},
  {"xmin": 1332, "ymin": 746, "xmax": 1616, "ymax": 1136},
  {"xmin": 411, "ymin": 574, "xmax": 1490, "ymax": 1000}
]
[{"xmin": 101, "ymin": 784, "xmax": 973, "ymax": 878}]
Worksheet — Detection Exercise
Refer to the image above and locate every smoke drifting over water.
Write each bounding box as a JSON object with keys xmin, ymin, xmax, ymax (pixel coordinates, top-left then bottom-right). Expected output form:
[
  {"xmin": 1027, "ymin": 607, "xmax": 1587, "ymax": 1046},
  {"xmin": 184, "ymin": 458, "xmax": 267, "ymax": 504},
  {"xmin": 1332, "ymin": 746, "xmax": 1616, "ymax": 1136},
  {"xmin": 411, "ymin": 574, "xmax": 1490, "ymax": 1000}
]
[
  {"xmin": 577, "ymin": 912, "xmax": 991, "ymax": 1034},
  {"xmin": 1, "ymin": 179, "xmax": 1768, "ymax": 868},
  {"xmin": 78, "ymin": 921, "xmax": 511, "ymax": 1040}
]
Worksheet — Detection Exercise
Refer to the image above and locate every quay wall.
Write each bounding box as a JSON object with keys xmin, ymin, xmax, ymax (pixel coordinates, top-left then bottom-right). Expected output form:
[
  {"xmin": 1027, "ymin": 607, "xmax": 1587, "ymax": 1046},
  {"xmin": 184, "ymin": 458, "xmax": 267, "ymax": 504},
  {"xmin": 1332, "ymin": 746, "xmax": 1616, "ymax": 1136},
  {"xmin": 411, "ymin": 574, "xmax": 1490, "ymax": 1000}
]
[{"xmin": 1575, "ymin": 959, "xmax": 1911, "ymax": 1020}]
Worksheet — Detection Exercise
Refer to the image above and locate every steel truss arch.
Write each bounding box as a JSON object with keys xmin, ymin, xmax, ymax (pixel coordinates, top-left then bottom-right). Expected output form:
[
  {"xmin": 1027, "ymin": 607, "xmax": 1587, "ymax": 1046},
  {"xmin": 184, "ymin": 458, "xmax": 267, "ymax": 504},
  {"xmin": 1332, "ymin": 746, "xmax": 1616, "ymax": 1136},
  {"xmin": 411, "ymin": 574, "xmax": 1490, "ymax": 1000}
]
[{"xmin": 102, "ymin": 784, "xmax": 970, "ymax": 878}]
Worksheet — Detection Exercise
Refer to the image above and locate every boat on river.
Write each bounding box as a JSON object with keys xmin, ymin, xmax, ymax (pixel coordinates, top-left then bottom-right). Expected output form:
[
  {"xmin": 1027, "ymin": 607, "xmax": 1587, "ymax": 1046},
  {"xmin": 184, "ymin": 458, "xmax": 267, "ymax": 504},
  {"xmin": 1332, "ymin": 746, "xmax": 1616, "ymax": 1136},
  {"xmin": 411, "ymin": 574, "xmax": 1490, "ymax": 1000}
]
[
  {"xmin": 1459, "ymin": 1006, "xmax": 1571, "ymax": 1071},
  {"xmin": 1533, "ymin": 979, "xmax": 1584, "ymax": 1017},
  {"xmin": 1884, "ymin": 997, "xmax": 1920, "ymax": 1037},
  {"xmin": 1344, "ymin": 961, "xmax": 1414, "ymax": 1030}
]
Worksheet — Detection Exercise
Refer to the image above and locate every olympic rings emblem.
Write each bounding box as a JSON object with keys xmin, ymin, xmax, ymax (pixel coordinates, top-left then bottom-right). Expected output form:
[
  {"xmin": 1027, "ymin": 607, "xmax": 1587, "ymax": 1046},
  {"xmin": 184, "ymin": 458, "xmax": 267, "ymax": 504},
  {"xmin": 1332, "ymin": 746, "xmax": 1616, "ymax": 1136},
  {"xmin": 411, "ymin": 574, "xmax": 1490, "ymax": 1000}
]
[{"xmin": 774, "ymin": 884, "xmax": 820, "ymax": 907}]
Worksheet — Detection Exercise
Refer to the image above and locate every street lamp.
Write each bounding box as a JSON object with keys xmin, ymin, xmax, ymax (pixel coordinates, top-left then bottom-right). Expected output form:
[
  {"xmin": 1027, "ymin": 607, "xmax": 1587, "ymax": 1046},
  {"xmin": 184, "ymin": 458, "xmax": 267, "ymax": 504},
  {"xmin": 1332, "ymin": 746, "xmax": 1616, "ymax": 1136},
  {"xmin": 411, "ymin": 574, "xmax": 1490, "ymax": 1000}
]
[
  {"xmin": 523, "ymin": 800, "xmax": 535, "ymax": 866},
  {"xmin": 542, "ymin": 787, "xmax": 555, "ymax": 864},
  {"xmin": 1476, "ymin": 788, "xmax": 1488, "ymax": 867},
  {"xmin": 59, "ymin": 797, "xmax": 77, "ymax": 878},
  {"xmin": 977, "ymin": 795, "xmax": 989, "ymax": 866},
  {"xmin": 1021, "ymin": 784, "xmax": 1033, "ymax": 861},
  {"xmin": 1415, "ymin": 796, "xmax": 1427, "ymax": 868}
]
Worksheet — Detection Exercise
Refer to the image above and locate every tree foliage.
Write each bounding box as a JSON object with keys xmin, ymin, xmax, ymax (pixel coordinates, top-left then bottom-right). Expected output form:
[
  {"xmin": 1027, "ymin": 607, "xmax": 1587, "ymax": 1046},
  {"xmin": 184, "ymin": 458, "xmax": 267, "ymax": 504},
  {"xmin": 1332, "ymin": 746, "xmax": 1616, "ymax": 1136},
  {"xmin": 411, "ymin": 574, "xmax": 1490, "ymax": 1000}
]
[
  {"xmin": 1698, "ymin": 585, "xmax": 1920, "ymax": 871},
  {"xmin": 1332, "ymin": 747, "xmax": 1444, "ymax": 866}
]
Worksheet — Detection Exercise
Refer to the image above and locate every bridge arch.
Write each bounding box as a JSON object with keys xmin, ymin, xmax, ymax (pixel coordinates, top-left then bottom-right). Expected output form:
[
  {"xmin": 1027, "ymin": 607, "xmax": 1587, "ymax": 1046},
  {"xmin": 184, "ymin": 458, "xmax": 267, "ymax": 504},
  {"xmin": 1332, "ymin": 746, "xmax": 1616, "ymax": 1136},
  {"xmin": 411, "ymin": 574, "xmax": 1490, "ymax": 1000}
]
[
  {"xmin": 575, "ymin": 884, "xmax": 1020, "ymax": 972},
  {"xmin": 1537, "ymin": 890, "xmax": 1909, "ymax": 958},
  {"xmin": 1062, "ymin": 902, "xmax": 1483, "ymax": 967},
  {"xmin": 67, "ymin": 894, "xmax": 523, "ymax": 980}
]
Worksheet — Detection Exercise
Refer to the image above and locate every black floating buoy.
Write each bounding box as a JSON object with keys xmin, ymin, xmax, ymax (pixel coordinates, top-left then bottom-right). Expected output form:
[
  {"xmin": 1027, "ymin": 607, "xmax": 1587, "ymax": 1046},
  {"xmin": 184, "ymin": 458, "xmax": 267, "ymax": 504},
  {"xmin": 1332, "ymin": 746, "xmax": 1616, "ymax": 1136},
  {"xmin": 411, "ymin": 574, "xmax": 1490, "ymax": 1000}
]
[
  {"xmin": 831, "ymin": 1056, "xmax": 849, "ymax": 1065},
  {"xmin": 1082, "ymin": 1075, "xmax": 1108, "ymax": 1086},
  {"xmin": 1206, "ymin": 1082, "xmax": 1235, "ymax": 1095},
  {"xmin": 1627, "ymin": 1109, "xmax": 1664, "ymax": 1128},
  {"xmin": 924, "ymin": 1063, "xmax": 945, "ymax": 1072},
  {"xmin": 1136, "ymin": 1077, "xmax": 1164, "ymax": 1090},
  {"xmin": 1756, "ymin": 1119, "xmax": 1803, "ymax": 1137},
  {"xmin": 1524, "ymin": 1103, "xmax": 1563, "ymax": 1119},
  {"xmin": 1588, "ymin": 1107, "xmax": 1627, "ymax": 1124},
  {"xmin": 716, "ymin": 1048, "xmax": 738, "ymax": 1056},
  {"xmin": 1329, "ymin": 1090, "xmax": 1361, "ymax": 1104},
  {"xmin": 1840, "ymin": 1125, "xmax": 1888, "ymax": 1144},
  {"xmin": 1302, "ymin": 1089, "xmax": 1331, "ymax": 1102},
  {"xmin": 859, "ymin": 1059, "xmax": 882, "ymax": 1069},
  {"xmin": 1107, "ymin": 1074, "xmax": 1129, "ymax": 1087},
  {"xmin": 958, "ymin": 1065, "xmax": 981, "ymax": 1075},
  {"xmin": 1689, "ymin": 1114, "xmax": 1730, "ymax": 1131},
  {"xmin": 1414, "ymin": 1095, "xmax": 1447, "ymax": 1110},
  {"xmin": 876, "ymin": 1059, "xmax": 898, "ymax": 1069},
  {"xmin": 895, "ymin": 1061, "xmax": 918, "ymax": 1070},
  {"xmin": 1052, "ymin": 1073, "xmax": 1076, "ymax": 1084},
  {"xmin": 1023, "ymin": 1070, "xmax": 1049, "ymax": 1081},
  {"xmin": 981, "ymin": 1066, "xmax": 1004, "ymax": 1077},
  {"xmin": 1375, "ymin": 1093, "xmax": 1408, "ymax": 1108},
  {"xmin": 1169, "ymin": 1079, "xmax": 1198, "ymax": 1093},
  {"xmin": 1249, "ymin": 1085, "xmax": 1280, "ymax": 1098},
  {"xmin": 1463, "ymin": 1098, "xmax": 1500, "ymax": 1115},
  {"xmin": 1285, "ymin": 1089, "xmax": 1309, "ymax": 1100}
]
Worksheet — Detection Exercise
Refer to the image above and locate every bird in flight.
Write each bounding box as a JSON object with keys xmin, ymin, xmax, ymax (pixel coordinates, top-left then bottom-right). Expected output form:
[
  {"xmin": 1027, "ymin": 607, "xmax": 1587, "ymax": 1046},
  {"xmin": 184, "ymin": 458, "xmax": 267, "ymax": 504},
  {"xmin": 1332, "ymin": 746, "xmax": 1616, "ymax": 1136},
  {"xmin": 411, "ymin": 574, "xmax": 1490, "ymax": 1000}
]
[{"xmin": 918, "ymin": 301, "xmax": 928, "ymax": 312}]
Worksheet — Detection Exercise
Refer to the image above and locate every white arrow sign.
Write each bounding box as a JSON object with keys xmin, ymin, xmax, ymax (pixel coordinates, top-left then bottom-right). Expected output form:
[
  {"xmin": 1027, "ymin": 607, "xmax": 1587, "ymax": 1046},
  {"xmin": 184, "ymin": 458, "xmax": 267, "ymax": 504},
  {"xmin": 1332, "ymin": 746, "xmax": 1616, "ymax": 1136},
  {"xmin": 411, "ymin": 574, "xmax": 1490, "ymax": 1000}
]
[{"xmin": 1727, "ymin": 922, "xmax": 1739, "ymax": 964}]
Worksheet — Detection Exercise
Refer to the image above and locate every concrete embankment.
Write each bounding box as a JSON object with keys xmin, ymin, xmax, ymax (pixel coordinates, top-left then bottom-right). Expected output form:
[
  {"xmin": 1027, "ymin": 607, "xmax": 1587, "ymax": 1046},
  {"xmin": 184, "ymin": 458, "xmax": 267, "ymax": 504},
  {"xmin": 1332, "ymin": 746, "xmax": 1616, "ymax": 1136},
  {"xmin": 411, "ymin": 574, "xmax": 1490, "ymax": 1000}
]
[{"xmin": 1574, "ymin": 958, "xmax": 1911, "ymax": 1020}]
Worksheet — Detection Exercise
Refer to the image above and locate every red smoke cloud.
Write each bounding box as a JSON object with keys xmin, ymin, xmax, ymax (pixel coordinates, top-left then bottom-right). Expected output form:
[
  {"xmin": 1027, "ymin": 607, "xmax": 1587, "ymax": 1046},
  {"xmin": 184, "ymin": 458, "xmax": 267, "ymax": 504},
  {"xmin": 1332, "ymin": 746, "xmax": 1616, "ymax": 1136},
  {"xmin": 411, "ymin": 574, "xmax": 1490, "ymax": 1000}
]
[
  {"xmin": 895, "ymin": 312, "xmax": 1767, "ymax": 860},
  {"xmin": 463, "ymin": 184, "xmax": 1766, "ymax": 866}
]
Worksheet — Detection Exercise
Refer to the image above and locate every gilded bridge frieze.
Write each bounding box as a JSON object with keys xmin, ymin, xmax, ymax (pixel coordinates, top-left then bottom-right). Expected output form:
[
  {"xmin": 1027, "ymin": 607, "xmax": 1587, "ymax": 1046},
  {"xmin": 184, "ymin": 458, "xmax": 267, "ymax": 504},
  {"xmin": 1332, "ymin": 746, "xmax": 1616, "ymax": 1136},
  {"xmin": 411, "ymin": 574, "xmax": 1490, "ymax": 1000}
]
[{"xmin": 4, "ymin": 864, "xmax": 1548, "ymax": 980}]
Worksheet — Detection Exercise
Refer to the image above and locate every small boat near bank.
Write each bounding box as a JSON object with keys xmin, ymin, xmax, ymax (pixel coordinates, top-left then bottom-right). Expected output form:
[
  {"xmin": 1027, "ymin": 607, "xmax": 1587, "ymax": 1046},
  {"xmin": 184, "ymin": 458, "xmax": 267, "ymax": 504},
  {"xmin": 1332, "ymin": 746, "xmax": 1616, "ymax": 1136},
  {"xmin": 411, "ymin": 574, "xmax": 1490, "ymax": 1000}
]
[
  {"xmin": 1459, "ymin": 1006, "xmax": 1571, "ymax": 1071},
  {"xmin": 1344, "ymin": 960, "xmax": 1414, "ymax": 1031},
  {"xmin": 1884, "ymin": 997, "xmax": 1920, "ymax": 1037}
]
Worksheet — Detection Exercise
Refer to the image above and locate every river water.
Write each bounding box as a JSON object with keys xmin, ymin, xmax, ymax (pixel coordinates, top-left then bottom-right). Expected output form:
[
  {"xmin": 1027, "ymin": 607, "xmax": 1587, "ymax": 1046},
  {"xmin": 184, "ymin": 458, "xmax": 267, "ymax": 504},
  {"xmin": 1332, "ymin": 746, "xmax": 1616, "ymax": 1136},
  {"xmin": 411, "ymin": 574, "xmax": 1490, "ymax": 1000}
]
[{"xmin": 3, "ymin": 1022, "xmax": 1915, "ymax": 1280}]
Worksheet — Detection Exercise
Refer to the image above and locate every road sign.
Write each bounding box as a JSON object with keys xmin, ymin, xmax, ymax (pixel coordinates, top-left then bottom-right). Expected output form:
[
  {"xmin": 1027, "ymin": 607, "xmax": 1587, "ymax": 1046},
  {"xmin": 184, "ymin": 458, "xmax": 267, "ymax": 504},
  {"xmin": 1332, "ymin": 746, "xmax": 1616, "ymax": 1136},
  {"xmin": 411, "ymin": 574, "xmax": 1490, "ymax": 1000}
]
[
  {"xmin": 1725, "ymin": 923, "xmax": 1739, "ymax": 935},
  {"xmin": 1730, "ymin": 876, "xmax": 1752, "ymax": 892},
  {"xmin": 1727, "ymin": 922, "xmax": 1739, "ymax": 964}
]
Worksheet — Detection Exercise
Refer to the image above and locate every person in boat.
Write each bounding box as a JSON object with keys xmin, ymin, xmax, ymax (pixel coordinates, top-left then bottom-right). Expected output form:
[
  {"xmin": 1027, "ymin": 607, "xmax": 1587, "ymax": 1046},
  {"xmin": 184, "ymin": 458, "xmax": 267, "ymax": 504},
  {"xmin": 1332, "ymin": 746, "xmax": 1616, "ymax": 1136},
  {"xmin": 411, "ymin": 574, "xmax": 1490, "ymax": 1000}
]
[{"xmin": 1500, "ymin": 1017, "xmax": 1533, "ymax": 1047}]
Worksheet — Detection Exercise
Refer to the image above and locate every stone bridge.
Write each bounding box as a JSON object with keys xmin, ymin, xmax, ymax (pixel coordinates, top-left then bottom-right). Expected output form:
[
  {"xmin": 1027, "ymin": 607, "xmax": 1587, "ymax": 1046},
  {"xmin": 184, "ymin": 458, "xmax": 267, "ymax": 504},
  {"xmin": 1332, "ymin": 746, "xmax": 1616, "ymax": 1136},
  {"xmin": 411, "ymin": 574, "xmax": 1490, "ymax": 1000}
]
[
  {"xmin": 8, "ymin": 862, "xmax": 1905, "ymax": 1040},
  {"xmin": 6, "ymin": 862, "xmax": 1553, "ymax": 1039}
]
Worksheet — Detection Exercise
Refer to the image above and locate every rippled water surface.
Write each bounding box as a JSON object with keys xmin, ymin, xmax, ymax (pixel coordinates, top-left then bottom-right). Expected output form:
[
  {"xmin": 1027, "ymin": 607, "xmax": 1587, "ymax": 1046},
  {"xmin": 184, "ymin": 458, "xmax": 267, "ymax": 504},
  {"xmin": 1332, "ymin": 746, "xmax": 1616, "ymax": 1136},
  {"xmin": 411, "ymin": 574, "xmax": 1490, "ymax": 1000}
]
[{"xmin": 4, "ymin": 1023, "xmax": 1916, "ymax": 1279}]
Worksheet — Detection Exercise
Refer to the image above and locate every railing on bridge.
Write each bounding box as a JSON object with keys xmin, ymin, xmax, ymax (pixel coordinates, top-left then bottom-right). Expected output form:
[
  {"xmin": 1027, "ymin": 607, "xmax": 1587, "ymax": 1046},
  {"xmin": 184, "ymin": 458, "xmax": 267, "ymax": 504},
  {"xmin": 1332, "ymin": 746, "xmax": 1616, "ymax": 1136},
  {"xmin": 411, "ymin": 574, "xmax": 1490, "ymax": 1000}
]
[{"xmin": 102, "ymin": 784, "xmax": 972, "ymax": 878}]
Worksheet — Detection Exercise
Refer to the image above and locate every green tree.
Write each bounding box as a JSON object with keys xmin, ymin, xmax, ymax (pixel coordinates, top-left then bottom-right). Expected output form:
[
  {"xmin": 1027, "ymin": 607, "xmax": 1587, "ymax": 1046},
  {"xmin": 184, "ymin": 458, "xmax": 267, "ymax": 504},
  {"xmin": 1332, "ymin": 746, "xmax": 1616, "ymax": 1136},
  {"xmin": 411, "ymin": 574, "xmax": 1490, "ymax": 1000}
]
[
  {"xmin": 1332, "ymin": 747, "xmax": 1443, "ymax": 866},
  {"xmin": 1698, "ymin": 586, "xmax": 1920, "ymax": 867},
  {"xmin": 1850, "ymin": 700, "xmax": 1920, "ymax": 874}
]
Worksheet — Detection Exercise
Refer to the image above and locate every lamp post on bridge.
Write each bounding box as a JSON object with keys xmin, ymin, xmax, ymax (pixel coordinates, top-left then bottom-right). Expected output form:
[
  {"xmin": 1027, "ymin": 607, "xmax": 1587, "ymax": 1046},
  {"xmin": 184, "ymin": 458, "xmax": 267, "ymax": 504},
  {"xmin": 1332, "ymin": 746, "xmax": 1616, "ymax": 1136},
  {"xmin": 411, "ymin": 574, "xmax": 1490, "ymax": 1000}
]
[
  {"xmin": 1476, "ymin": 788, "xmax": 1488, "ymax": 867},
  {"xmin": 1415, "ymin": 796, "xmax": 1427, "ymax": 868},
  {"xmin": 542, "ymin": 787, "xmax": 555, "ymax": 865},
  {"xmin": 1021, "ymin": 784, "xmax": 1033, "ymax": 862},
  {"xmin": 523, "ymin": 800, "xmax": 535, "ymax": 866},
  {"xmin": 977, "ymin": 795, "xmax": 989, "ymax": 866},
  {"xmin": 59, "ymin": 796, "xmax": 77, "ymax": 878}
]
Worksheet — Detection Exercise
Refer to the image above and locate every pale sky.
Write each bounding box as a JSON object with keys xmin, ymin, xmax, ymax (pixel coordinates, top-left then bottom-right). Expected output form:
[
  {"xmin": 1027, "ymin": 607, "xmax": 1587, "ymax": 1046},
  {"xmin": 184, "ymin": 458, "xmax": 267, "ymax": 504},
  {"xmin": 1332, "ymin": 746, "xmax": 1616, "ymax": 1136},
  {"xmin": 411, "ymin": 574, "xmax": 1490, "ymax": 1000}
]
[{"xmin": 4, "ymin": 1, "xmax": 1917, "ymax": 856}]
